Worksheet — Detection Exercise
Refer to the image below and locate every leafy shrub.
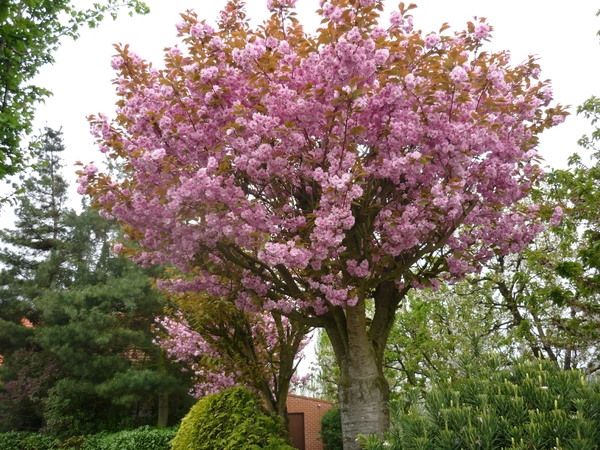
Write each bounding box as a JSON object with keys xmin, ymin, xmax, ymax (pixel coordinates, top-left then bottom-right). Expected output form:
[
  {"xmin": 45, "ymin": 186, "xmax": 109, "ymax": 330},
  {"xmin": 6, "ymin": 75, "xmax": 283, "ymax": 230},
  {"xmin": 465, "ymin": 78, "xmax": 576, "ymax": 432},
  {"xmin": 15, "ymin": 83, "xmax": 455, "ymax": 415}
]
[
  {"xmin": 0, "ymin": 427, "xmax": 175, "ymax": 450},
  {"xmin": 320, "ymin": 406, "xmax": 343, "ymax": 450},
  {"xmin": 18, "ymin": 433, "xmax": 60, "ymax": 450},
  {"xmin": 0, "ymin": 431, "xmax": 32, "ymax": 450},
  {"xmin": 58, "ymin": 435, "xmax": 88, "ymax": 449},
  {"xmin": 81, "ymin": 426, "xmax": 176, "ymax": 450},
  {"xmin": 0, "ymin": 349, "xmax": 59, "ymax": 432},
  {"xmin": 0, "ymin": 431, "xmax": 59, "ymax": 450},
  {"xmin": 171, "ymin": 386, "xmax": 294, "ymax": 450},
  {"xmin": 359, "ymin": 356, "xmax": 600, "ymax": 450}
]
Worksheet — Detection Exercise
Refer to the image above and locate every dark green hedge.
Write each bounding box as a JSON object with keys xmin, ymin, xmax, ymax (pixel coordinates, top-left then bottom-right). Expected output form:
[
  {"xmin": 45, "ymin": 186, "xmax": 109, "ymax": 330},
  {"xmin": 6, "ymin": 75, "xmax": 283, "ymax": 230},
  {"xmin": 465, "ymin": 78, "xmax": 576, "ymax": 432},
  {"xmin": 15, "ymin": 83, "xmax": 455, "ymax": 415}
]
[
  {"xmin": 0, "ymin": 431, "xmax": 59, "ymax": 450},
  {"xmin": 82, "ymin": 426, "xmax": 176, "ymax": 450},
  {"xmin": 0, "ymin": 426, "xmax": 176, "ymax": 450}
]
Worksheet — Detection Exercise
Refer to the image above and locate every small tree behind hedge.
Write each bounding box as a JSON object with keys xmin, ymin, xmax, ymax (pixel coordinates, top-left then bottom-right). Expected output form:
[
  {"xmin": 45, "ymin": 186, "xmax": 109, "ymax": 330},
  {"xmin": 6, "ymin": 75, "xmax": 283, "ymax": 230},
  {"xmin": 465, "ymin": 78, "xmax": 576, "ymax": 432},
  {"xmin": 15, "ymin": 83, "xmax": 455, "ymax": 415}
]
[
  {"xmin": 359, "ymin": 356, "xmax": 600, "ymax": 450},
  {"xmin": 170, "ymin": 386, "xmax": 294, "ymax": 450}
]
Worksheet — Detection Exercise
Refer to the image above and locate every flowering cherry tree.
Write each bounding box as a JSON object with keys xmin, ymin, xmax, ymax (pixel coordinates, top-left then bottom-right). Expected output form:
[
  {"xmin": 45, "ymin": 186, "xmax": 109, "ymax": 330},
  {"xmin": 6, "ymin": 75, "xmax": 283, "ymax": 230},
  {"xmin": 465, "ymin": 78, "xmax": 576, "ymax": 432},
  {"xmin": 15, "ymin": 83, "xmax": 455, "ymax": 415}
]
[
  {"xmin": 80, "ymin": 0, "xmax": 566, "ymax": 447},
  {"xmin": 154, "ymin": 298, "xmax": 309, "ymax": 417}
]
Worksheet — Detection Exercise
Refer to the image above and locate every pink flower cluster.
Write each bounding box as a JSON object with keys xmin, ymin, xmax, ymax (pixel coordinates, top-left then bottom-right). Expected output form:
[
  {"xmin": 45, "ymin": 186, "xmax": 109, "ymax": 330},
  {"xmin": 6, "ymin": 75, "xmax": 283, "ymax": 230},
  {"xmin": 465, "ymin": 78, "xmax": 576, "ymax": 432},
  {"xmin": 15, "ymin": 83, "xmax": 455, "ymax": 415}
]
[
  {"xmin": 155, "ymin": 315, "xmax": 238, "ymax": 397},
  {"xmin": 155, "ymin": 313, "xmax": 309, "ymax": 397},
  {"xmin": 83, "ymin": 0, "xmax": 567, "ymax": 321}
]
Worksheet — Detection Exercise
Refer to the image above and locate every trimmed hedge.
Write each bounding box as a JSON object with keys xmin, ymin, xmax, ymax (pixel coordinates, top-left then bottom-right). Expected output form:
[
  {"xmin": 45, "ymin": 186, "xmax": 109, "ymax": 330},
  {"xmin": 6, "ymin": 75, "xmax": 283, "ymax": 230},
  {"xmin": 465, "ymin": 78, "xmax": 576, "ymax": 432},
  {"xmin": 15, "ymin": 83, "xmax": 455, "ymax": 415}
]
[
  {"xmin": 82, "ymin": 426, "xmax": 176, "ymax": 450},
  {"xmin": 0, "ymin": 426, "xmax": 175, "ymax": 450},
  {"xmin": 171, "ymin": 386, "xmax": 294, "ymax": 450},
  {"xmin": 0, "ymin": 431, "xmax": 59, "ymax": 450}
]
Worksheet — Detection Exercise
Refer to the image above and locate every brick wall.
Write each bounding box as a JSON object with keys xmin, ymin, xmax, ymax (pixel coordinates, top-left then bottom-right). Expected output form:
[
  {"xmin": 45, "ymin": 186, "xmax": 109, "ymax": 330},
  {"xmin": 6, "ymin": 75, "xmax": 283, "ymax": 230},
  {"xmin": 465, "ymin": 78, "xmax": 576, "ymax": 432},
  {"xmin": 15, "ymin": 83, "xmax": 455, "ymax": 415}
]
[{"xmin": 287, "ymin": 394, "xmax": 335, "ymax": 450}]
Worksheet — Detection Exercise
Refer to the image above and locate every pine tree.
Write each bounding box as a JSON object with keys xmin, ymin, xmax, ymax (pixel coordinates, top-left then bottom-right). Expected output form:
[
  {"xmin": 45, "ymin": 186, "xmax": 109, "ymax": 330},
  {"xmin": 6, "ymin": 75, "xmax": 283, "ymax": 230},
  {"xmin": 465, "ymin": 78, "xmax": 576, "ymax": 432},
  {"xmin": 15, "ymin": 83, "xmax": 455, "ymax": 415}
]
[
  {"xmin": 0, "ymin": 128, "xmax": 192, "ymax": 435},
  {"xmin": 0, "ymin": 128, "xmax": 69, "ymax": 431}
]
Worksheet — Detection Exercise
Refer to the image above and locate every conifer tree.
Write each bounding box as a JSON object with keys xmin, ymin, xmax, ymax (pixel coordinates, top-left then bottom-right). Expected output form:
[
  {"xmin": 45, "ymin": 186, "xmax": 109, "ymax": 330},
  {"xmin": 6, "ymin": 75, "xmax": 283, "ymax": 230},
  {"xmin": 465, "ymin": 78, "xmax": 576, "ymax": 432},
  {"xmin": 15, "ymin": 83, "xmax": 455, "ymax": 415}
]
[{"xmin": 0, "ymin": 128, "xmax": 192, "ymax": 435}]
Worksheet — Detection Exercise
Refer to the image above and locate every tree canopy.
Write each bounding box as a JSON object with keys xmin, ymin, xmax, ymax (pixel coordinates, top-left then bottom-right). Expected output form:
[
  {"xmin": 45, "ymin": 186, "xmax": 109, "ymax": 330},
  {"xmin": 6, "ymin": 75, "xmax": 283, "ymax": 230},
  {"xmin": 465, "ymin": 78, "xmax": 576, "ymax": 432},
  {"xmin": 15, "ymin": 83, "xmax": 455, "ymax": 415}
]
[{"xmin": 0, "ymin": 0, "xmax": 149, "ymax": 180}]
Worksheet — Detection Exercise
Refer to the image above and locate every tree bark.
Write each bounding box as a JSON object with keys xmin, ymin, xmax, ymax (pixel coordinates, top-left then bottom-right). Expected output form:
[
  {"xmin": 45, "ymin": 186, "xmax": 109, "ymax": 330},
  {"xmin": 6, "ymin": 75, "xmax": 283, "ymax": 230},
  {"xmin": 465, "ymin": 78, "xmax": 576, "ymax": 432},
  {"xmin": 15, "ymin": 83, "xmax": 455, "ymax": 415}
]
[
  {"xmin": 338, "ymin": 348, "xmax": 389, "ymax": 449},
  {"xmin": 157, "ymin": 391, "xmax": 169, "ymax": 428},
  {"xmin": 157, "ymin": 349, "xmax": 169, "ymax": 428},
  {"xmin": 325, "ymin": 299, "xmax": 392, "ymax": 450}
]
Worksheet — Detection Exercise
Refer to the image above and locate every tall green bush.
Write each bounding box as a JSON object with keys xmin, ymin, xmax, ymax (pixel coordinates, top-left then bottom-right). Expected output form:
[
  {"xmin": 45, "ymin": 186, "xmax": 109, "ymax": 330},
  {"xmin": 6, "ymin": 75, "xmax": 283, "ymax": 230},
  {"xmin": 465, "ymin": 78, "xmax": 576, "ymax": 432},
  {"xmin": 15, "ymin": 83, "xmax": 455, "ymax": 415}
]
[
  {"xmin": 320, "ymin": 406, "xmax": 343, "ymax": 450},
  {"xmin": 359, "ymin": 356, "xmax": 600, "ymax": 450},
  {"xmin": 171, "ymin": 386, "xmax": 294, "ymax": 450}
]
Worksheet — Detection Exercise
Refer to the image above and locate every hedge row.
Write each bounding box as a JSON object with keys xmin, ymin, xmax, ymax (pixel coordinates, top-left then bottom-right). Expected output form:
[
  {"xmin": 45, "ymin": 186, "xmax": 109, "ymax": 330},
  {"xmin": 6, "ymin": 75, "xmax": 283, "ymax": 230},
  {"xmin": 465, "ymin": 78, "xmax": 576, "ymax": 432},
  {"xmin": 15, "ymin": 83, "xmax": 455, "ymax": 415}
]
[{"xmin": 0, "ymin": 426, "xmax": 177, "ymax": 450}]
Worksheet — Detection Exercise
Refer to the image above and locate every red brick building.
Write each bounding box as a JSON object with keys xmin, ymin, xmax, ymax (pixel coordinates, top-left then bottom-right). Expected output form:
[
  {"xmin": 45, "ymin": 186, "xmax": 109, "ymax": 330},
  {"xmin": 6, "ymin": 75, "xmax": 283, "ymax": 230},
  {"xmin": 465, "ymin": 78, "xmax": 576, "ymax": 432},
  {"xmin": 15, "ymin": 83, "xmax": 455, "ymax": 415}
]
[{"xmin": 287, "ymin": 394, "xmax": 335, "ymax": 450}]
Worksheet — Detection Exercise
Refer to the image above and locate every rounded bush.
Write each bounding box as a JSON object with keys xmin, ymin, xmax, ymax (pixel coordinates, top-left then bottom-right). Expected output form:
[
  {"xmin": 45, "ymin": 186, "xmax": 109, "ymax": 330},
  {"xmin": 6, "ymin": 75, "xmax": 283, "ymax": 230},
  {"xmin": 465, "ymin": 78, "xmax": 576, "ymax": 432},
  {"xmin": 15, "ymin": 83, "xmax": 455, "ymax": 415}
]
[
  {"xmin": 171, "ymin": 386, "xmax": 294, "ymax": 450},
  {"xmin": 320, "ymin": 406, "xmax": 343, "ymax": 450}
]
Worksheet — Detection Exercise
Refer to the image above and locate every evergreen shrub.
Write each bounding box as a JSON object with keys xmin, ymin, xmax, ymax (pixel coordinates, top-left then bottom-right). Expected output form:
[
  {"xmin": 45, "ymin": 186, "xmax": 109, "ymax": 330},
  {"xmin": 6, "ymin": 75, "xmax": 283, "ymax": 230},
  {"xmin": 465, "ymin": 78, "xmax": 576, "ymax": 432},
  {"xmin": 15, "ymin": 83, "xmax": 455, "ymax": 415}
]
[
  {"xmin": 170, "ymin": 386, "xmax": 294, "ymax": 450},
  {"xmin": 359, "ymin": 356, "xmax": 600, "ymax": 450},
  {"xmin": 0, "ymin": 431, "xmax": 59, "ymax": 450},
  {"xmin": 0, "ymin": 431, "xmax": 32, "ymax": 450},
  {"xmin": 320, "ymin": 406, "xmax": 343, "ymax": 450},
  {"xmin": 0, "ymin": 427, "xmax": 175, "ymax": 450},
  {"xmin": 81, "ymin": 426, "xmax": 176, "ymax": 450}
]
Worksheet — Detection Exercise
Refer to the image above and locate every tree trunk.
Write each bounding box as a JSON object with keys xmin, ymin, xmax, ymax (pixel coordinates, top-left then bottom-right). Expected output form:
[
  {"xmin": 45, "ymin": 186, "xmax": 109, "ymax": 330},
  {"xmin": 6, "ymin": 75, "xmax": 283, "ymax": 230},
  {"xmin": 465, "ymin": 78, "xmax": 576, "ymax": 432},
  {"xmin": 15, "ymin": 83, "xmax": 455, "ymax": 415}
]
[
  {"xmin": 325, "ymin": 302, "xmax": 391, "ymax": 450},
  {"xmin": 338, "ymin": 352, "xmax": 389, "ymax": 449},
  {"xmin": 157, "ymin": 349, "xmax": 169, "ymax": 428},
  {"xmin": 157, "ymin": 391, "xmax": 169, "ymax": 428}
]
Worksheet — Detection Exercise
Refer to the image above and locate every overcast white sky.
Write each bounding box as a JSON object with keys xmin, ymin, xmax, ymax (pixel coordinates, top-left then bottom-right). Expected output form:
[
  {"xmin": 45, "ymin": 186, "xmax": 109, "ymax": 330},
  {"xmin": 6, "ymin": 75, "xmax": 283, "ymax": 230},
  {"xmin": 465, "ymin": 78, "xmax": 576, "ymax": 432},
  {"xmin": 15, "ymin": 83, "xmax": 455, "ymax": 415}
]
[{"xmin": 1, "ymin": 0, "xmax": 599, "ymax": 375}]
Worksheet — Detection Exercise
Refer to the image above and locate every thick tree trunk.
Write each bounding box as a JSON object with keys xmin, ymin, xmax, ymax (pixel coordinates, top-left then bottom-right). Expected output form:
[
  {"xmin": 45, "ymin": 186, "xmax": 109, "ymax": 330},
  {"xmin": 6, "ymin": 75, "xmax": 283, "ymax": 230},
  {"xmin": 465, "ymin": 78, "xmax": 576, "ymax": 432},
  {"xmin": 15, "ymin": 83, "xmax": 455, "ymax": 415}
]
[
  {"xmin": 338, "ymin": 350, "xmax": 389, "ymax": 450},
  {"xmin": 325, "ymin": 301, "xmax": 392, "ymax": 450}
]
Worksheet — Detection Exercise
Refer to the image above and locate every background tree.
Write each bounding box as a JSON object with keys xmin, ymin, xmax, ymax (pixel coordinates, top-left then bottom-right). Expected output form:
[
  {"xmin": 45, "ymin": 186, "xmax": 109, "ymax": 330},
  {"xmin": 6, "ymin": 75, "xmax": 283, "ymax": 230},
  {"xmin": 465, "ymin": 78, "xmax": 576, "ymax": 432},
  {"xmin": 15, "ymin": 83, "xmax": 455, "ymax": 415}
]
[
  {"xmin": 81, "ymin": 1, "xmax": 566, "ymax": 447},
  {"xmin": 0, "ymin": 128, "xmax": 192, "ymax": 436},
  {"xmin": 306, "ymin": 282, "xmax": 512, "ymax": 401},
  {"xmin": 155, "ymin": 294, "xmax": 310, "ymax": 419},
  {"xmin": 0, "ymin": 0, "xmax": 149, "ymax": 179}
]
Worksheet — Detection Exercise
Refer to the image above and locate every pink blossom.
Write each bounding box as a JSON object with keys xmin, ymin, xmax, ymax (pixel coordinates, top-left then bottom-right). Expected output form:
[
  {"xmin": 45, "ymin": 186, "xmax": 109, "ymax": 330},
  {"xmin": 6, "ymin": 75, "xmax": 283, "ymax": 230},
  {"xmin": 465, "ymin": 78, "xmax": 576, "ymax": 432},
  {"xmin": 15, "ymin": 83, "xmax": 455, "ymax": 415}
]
[
  {"xmin": 267, "ymin": 0, "xmax": 297, "ymax": 11},
  {"xmin": 449, "ymin": 65, "xmax": 468, "ymax": 85},
  {"xmin": 389, "ymin": 11, "xmax": 402, "ymax": 27},
  {"xmin": 424, "ymin": 33, "xmax": 440, "ymax": 49},
  {"xmin": 404, "ymin": 73, "xmax": 416, "ymax": 89},
  {"xmin": 83, "ymin": 164, "xmax": 98, "ymax": 176},
  {"xmin": 200, "ymin": 66, "xmax": 219, "ymax": 81},
  {"xmin": 110, "ymin": 56, "xmax": 125, "ymax": 70},
  {"xmin": 323, "ymin": 3, "xmax": 342, "ymax": 22},
  {"xmin": 550, "ymin": 206, "xmax": 563, "ymax": 227},
  {"xmin": 474, "ymin": 23, "xmax": 490, "ymax": 40},
  {"xmin": 347, "ymin": 259, "xmax": 370, "ymax": 277}
]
